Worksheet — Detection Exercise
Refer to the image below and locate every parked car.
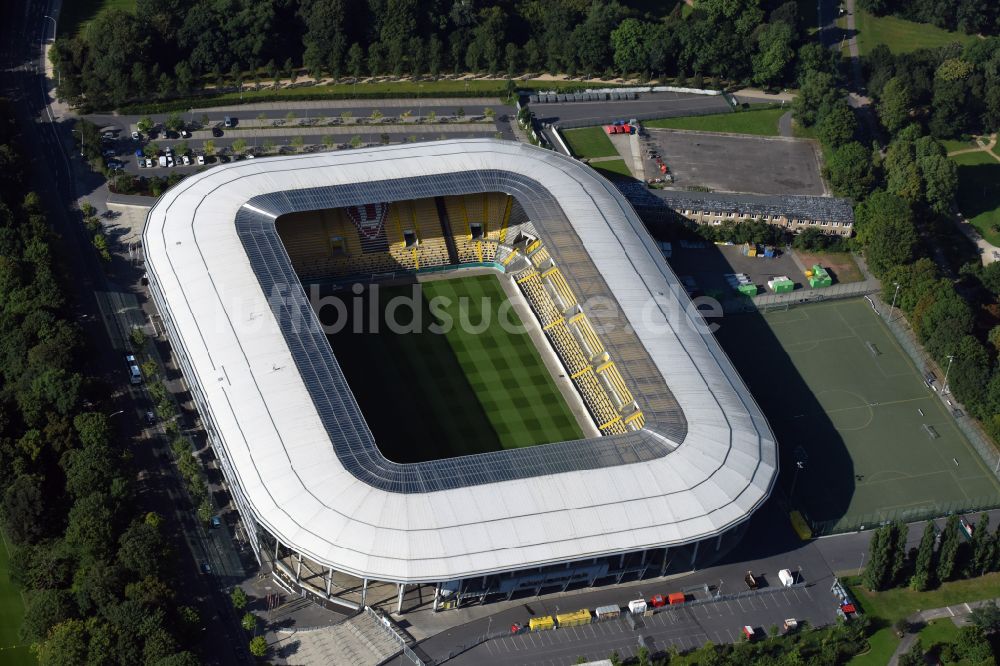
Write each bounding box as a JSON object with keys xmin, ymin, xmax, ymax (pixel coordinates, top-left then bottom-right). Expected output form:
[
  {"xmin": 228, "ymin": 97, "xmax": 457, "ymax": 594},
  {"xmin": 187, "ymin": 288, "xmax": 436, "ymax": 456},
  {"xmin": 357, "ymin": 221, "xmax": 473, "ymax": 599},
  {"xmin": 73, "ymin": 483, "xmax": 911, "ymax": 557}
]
[
  {"xmin": 131, "ymin": 130, "xmax": 140, "ymax": 140},
  {"xmin": 144, "ymin": 410, "xmax": 156, "ymax": 426},
  {"xmin": 137, "ymin": 159, "xmax": 145, "ymax": 168},
  {"xmin": 125, "ymin": 354, "xmax": 142, "ymax": 385},
  {"xmin": 196, "ymin": 154, "xmax": 205, "ymax": 165},
  {"xmin": 211, "ymin": 515, "xmax": 222, "ymax": 528},
  {"xmin": 180, "ymin": 129, "xmax": 190, "ymax": 138},
  {"xmin": 200, "ymin": 561, "xmax": 212, "ymax": 574},
  {"xmin": 145, "ymin": 158, "xmax": 154, "ymax": 168},
  {"xmin": 181, "ymin": 154, "xmax": 191, "ymax": 165},
  {"xmin": 223, "ymin": 116, "xmax": 235, "ymax": 128},
  {"xmin": 246, "ymin": 153, "xmax": 255, "ymax": 159},
  {"xmin": 166, "ymin": 156, "xmax": 175, "ymax": 167},
  {"xmin": 212, "ymin": 127, "xmax": 224, "ymax": 137}
]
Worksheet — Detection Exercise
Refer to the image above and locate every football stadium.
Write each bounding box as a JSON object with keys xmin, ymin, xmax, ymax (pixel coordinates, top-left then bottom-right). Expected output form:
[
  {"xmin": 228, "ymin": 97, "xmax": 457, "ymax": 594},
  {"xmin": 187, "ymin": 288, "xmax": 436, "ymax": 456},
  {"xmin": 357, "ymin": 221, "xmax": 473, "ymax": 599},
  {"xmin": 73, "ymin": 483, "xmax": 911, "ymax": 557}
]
[{"xmin": 143, "ymin": 139, "xmax": 777, "ymax": 613}]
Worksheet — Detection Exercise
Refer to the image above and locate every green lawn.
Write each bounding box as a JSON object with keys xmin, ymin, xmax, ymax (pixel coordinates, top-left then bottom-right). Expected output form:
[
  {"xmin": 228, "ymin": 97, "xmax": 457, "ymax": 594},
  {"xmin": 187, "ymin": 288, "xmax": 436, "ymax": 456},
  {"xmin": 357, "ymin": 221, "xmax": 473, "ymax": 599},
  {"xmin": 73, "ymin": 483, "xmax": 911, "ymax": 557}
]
[
  {"xmin": 644, "ymin": 107, "xmax": 785, "ymax": 137},
  {"xmin": 918, "ymin": 618, "xmax": 962, "ymax": 648},
  {"xmin": 853, "ymin": 9, "xmax": 978, "ymax": 55},
  {"xmin": 941, "ymin": 138, "xmax": 981, "ymax": 154},
  {"xmin": 848, "ymin": 626, "xmax": 900, "ymax": 666},
  {"xmin": 716, "ymin": 299, "xmax": 1000, "ymax": 534},
  {"xmin": 851, "ymin": 573, "xmax": 1000, "ymax": 624},
  {"xmin": 951, "ymin": 151, "xmax": 1000, "ymax": 246},
  {"xmin": 561, "ymin": 127, "xmax": 619, "ymax": 159},
  {"xmin": 57, "ymin": 0, "xmax": 135, "ymax": 37},
  {"xmin": 591, "ymin": 159, "xmax": 633, "ymax": 180},
  {"xmin": 322, "ymin": 274, "xmax": 583, "ymax": 461},
  {"xmin": 0, "ymin": 535, "xmax": 33, "ymax": 666}
]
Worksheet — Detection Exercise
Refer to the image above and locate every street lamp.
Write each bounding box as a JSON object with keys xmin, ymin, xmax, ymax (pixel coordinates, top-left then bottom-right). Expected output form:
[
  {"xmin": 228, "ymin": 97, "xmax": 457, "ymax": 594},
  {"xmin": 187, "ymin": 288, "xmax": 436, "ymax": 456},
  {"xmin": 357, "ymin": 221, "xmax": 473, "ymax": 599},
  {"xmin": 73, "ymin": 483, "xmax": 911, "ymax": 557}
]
[
  {"xmin": 888, "ymin": 282, "xmax": 900, "ymax": 322},
  {"xmin": 789, "ymin": 460, "xmax": 806, "ymax": 501},
  {"xmin": 108, "ymin": 410, "xmax": 125, "ymax": 418},
  {"xmin": 42, "ymin": 15, "xmax": 57, "ymax": 42},
  {"xmin": 942, "ymin": 355, "xmax": 955, "ymax": 395}
]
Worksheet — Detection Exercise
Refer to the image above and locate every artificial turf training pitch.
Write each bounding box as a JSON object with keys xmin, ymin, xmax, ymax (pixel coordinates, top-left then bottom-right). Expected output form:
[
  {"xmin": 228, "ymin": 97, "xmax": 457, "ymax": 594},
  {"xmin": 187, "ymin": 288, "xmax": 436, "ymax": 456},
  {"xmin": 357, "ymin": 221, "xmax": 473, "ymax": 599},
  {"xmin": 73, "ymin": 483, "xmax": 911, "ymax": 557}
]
[
  {"xmin": 322, "ymin": 273, "xmax": 583, "ymax": 463},
  {"xmin": 716, "ymin": 298, "xmax": 1000, "ymax": 533}
]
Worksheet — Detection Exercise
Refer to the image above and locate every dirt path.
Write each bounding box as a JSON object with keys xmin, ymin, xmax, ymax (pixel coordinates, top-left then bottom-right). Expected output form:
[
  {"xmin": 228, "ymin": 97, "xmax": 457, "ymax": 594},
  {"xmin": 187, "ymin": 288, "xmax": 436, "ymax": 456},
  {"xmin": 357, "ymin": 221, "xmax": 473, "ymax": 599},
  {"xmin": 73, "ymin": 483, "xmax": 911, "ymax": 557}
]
[{"xmin": 947, "ymin": 133, "xmax": 999, "ymax": 161}]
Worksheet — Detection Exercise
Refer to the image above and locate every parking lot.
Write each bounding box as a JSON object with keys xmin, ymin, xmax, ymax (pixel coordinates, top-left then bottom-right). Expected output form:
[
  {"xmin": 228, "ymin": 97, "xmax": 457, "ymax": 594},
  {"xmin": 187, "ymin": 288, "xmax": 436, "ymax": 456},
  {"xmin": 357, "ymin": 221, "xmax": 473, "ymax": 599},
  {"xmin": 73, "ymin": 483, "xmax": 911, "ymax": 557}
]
[
  {"xmin": 455, "ymin": 585, "xmax": 834, "ymax": 665},
  {"xmin": 646, "ymin": 129, "xmax": 826, "ymax": 195},
  {"xmin": 531, "ymin": 90, "xmax": 732, "ymax": 129},
  {"xmin": 666, "ymin": 243, "xmax": 813, "ymax": 300},
  {"xmin": 88, "ymin": 99, "xmax": 516, "ymax": 175}
]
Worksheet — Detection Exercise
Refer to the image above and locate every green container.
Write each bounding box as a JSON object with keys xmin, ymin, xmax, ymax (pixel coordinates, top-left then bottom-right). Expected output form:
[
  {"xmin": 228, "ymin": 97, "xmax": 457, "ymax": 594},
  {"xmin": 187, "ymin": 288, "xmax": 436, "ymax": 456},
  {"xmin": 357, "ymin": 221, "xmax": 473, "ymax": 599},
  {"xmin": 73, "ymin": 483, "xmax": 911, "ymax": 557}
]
[
  {"xmin": 738, "ymin": 283, "xmax": 758, "ymax": 297},
  {"xmin": 809, "ymin": 265, "xmax": 832, "ymax": 288}
]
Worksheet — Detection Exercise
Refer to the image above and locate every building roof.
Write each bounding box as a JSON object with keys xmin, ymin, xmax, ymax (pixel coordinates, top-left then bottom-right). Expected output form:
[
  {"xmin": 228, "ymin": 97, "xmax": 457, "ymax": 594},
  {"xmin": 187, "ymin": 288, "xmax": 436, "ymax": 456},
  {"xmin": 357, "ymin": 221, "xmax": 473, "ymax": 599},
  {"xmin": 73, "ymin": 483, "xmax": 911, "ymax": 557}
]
[
  {"xmin": 649, "ymin": 189, "xmax": 855, "ymax": 223},
  {"xmin": 143, "ymin": 139, "xmax": 777, "ymax": 584}
]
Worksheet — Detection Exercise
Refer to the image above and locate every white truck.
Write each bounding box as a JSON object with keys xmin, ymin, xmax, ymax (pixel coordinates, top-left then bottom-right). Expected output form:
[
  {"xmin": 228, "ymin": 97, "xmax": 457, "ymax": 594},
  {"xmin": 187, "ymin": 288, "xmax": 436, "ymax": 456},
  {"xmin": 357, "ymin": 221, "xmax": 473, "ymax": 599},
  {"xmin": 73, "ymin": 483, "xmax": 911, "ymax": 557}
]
[
  {"xmin": 627, "ymin": 599, "xmax": 647, "ymax": 614},
  {"xmin": 158, "ymin": 155, "xmax": 168, "ymax": 167},
  {"xmin": 778, "ymin": 569, "xmax": 795, "ymax": 587}
]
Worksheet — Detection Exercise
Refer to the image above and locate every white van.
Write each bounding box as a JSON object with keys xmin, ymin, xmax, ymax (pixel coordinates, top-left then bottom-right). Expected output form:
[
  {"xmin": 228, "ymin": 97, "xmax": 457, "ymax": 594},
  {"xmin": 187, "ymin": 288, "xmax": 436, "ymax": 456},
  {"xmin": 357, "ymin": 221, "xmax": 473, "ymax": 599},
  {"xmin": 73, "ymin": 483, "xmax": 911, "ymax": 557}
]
[{"xmin": 125, "ymin": 354, "xmax": 142, "ymax": 385}]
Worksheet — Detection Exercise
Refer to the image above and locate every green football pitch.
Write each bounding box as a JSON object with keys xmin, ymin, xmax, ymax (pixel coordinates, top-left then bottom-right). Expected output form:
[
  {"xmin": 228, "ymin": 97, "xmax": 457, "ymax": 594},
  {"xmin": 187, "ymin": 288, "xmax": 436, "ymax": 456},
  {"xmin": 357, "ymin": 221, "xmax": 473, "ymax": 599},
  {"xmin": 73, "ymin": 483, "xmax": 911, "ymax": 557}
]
[
  {"xmin": 716, "ymin": 298, "xmax": 1000, "ymax": 533},
  {"xmin": 321, "ymin": 273, "xmax": 583, "ymax": 462}
]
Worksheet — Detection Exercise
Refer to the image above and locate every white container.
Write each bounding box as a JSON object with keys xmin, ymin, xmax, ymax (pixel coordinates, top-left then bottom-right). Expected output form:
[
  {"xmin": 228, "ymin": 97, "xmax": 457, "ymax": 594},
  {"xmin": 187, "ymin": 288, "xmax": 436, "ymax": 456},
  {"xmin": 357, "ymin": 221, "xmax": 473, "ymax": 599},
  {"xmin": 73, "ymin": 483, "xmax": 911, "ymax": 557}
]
[
  {"xmin": 778, "ymin": 569, "xmax": 794, "ymax": 587},
  {"xmin": 628, "ymin": 599, "xmax": 647, "ymax": 614}
]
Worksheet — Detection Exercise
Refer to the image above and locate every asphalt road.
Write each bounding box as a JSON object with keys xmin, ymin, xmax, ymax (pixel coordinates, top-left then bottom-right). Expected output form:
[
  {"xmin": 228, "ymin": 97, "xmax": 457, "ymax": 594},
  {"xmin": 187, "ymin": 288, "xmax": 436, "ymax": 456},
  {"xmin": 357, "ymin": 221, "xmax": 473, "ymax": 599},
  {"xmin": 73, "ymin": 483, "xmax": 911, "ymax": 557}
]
[
  {"xmin": 391, "ymin": 499, "xmax": 842, "ymax": 664},
  {"xmin": 2, "ymin": 0, "xmax": 249, "ymax": 662},
  {"xmin": 531, "ymin": 91, "xmax": 732, "ymax": 129}
]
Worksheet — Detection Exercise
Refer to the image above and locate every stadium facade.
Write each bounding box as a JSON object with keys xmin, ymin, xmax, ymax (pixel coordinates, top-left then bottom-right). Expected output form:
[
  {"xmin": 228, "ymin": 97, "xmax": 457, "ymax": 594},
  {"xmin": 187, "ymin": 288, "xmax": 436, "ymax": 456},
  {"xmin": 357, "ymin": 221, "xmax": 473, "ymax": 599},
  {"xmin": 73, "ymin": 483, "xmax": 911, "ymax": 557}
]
[{"xmin": 143, "ymin": 139, "xmax": 777, "ymax": 613}]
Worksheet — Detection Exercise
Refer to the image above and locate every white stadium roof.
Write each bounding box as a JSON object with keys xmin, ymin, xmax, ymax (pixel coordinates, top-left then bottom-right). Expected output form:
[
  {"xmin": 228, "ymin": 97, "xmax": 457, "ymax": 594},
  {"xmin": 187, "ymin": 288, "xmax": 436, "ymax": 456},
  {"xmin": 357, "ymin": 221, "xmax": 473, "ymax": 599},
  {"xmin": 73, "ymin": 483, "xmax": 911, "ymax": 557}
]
[{"xmin": 143, "ymin": 139, "xmax": 777, "ymax": 584}]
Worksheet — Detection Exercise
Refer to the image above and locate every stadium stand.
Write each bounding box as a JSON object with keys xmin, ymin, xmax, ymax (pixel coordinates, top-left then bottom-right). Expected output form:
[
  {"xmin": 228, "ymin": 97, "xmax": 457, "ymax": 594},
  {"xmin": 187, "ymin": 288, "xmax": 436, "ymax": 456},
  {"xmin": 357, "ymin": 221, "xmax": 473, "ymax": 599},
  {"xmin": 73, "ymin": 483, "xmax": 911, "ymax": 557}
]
[{"xmin": 276, "ymin": 192, "xmax": 644, "ymax": 437}]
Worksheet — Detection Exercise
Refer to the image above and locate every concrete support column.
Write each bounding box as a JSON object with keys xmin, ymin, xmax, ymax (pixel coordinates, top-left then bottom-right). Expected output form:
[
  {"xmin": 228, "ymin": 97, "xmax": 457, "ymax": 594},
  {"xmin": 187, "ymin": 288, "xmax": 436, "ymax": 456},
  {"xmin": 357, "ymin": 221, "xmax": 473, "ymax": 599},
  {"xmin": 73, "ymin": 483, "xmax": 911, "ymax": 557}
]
[
  {"xmin": 716, "ymin": 533, "xmax": 723, "ymax": 551},
  {"xmin": 690, "ymin": 540, "xmax": 700, "ymax": 568},
  {"xmin": 433, "ymin": 584, "xmax": 441, "ymax": 612},
  {"xmin": 397, "ymin": 583, "xmax": 405, "ymax": 614},
  {"xmin": 660, "ymin": 547, "xmax": 670, "ymax": 577},
  {"xmin": 326, "ymin": 567, "xmax": 333, "ymax": 596},
  {"xmin": 295, "ymin": 553, "xmax": 302, "ymax": 583},
  {"xmin": 361, "ymin": 578, "xmax": 368, "ymax": 607},
  {"xmin": 274, "ymin": 536, "xmax": 280, "ymax": 561}
]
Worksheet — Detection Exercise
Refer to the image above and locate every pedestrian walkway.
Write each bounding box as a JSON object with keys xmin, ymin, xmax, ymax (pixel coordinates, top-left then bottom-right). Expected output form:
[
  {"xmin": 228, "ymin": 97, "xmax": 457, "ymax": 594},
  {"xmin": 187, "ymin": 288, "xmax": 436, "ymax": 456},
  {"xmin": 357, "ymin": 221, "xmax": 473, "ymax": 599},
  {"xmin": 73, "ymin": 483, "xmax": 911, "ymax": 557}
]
[
  {"xmin": 946, "ymin": 133, "xmax": 999, "ymax": 161},
  {"xmin": 887, "ymin": 597, "xmax": 1000, "ymax": 665},
  {"xmin": 269, "ymin": 611, "xmax": 403, "ymax": 665}
]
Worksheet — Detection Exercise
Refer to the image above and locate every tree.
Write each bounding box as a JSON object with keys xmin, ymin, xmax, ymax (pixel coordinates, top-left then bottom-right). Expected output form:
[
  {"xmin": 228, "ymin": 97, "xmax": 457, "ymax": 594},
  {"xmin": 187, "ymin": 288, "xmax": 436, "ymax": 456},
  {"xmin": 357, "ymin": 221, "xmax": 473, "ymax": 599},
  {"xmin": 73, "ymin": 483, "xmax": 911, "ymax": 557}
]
[
  {"xmin": 136, "ymin": 116, "xmax": 154, "ymax": 133},
  {"xmin": 338, "ymin": 42, "xmax": 359, "ymax": 81},
  {"xmin": 817, "ymin": 103, "xmax": 858, "ymax": 148},
  {"xmin": 955, "ymin": 625, "xmax": 993, "ymax": 662},
  {"xmin": 20, "ymin": 589, "xmax": 76, "ymax": 643},
  {"xmin": 231, "ymin": 586, "xmax": 248, "ymax": 610},
  {"xmin": 937, "ymin": 515, "xmax": 962, "ymax": 582},
  {"xmin": 826, "ymin": 142, "xmax": 876, "ymax": 201},
  {"xmin": 379, "ymin": 133, "xmax": 390, "ymax": 145},
  {"xmin": 918, "ymin": 154, "xmax": 958, "ymax": 213},
  {"xmin": 340, "ymin": 110, "xmax": 353, "ymax": 124},
  {"xmin": 888, "ymin": 521, "xmax": 908, "ymax": 585},
  {"xmin": 291, "ymin": 136, "xmax": 305, "ymax": 151},
  {"xmin": 793, "ymin": 70, "xmax": 840, "ymax": 127},
  {"xmin": 65, "ymin": 492, "xmax": 114, "ymax": 561},
  {"xmin": 249, "ymin": 636, "xmax": 267, "ymax": 657},
  {"xmin": 370, "ymin": 109, "xmax": 383, "ymax": 122},
  {"xmin": 35, "ymin": 620, "xmax": 88, "ymax": 666},
  {"xmin": 165, "ymin": 112, "xmax": 183, "ymax": 132},
  {"xmin": 505, "ymin": 43, "xmax": 518, "ymax": 76},
  {"xmin": 241, "ymin": 612, "xmax": 256, "ymax": 632},
  {"xmin": 910, "ymin": 522, "xmax": 936, "ymax": 591},
  {"xmin": 863, "ymin": 524, "xmax": 901, "ymax": 590},
  {"xmin": 231, "ymin": 139, "xmax": 247, "ymax": 155},
  {"xmin": 203, "ymin": 140, "xmax": 215, "ymax": 157},
  {"xmin": 118, "ymin": 519, "xmax": 165, "ymax": 575},
  {"xmin": 854, "ymin": 191, "xmax": 917, "ymax": 276},
  {"xmin": 878, "ymin": 78, "xmax": 913, "ymax": 133},
  {"xmin": 349, "ymin": 135, "xmax": 362, "ymax": 149},
  {"xmin": 751, "ymin": 21, "xmax": 794, "ymax": 87},
  {"xmin": 611, "ymin": 18, "xmax": 649, "ymax": 76},
  {"xmin": 1, "ymin": 474, "xmax": 51, "ymax": 545}
]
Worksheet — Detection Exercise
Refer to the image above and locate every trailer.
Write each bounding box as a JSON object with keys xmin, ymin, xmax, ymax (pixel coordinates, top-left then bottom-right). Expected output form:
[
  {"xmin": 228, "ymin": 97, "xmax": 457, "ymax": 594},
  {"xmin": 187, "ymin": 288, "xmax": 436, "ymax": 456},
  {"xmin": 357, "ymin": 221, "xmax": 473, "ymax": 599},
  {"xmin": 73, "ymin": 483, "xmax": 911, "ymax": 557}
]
[
  {"xmin": 745, "ymin": 571, "xmax": 759, "ymax": 590},
  {"xmin": 668, "ymin": 592, "xmax": 686, "ymax": 605},
  {"xmin": 529, "ymin": 615, "xmax": 556, "ymax": 631},
  {"xmin": 556, "ymin": 609, "xmax": 592, "ymax": 628},
  {"xmin": 595, "ymin": 605, "xmax": 621, "ymax": 620},
  {"xmin": 628, "ymin": 599, "xmax": 648, "ymax": 614},
  {"xmin": 778, "ymin": 569, "xmax": 795, "ymax": 587},
  {"xmin": 742, "ymin": 625, "xmax": 758, "ymax": 641}
]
